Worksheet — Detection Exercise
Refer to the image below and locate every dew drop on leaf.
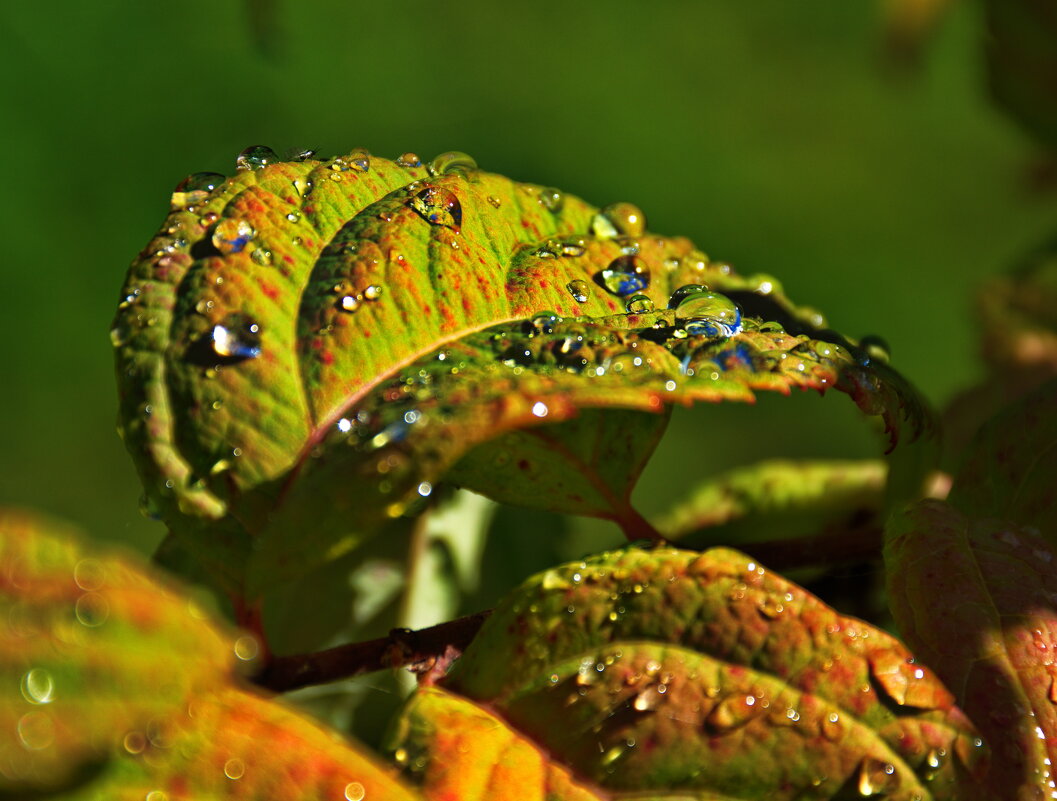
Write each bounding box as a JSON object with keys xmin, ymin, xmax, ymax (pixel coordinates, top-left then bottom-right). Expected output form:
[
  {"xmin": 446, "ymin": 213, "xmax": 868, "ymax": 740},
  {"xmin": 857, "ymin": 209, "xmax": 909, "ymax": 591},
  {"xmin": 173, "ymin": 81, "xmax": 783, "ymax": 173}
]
[
  {"xmin": 566, "ymin": 279, "xmax": 590, "ymax": 303},
  {"xmin": 625, "ymin": 293, "xmax": 654, "ymax": 313},
  {"xmin": 396, "ymin": 152, "xmax": 422, "ymax": 168},
  {"xmin": 528, "ymin": 311, "xmax": 561, "ymax": 335},
  {"xmin": 856, "ymin": 757, "xmax": 898, "ymax": 797},
  {"xmin": 539, "ymin": 187, "xmax": 564, "ymax": 212},
  {"xmin": 171, "ymin": 172, "xmax": 225, "ymax": 208},
  {"xmin": 868, "ymin": 652, "xmax": 935, "ymax": 708},
  {"xmin": 211, "ymin": 219, "xmax": 256, "ymax": 255},
  {"xmin": 234, "ymin": 635, "xmax": 259, "ymax": 661},
  {"xmin": 250, "ymin": 247, "xmax": 273, "ymax": 267},
  {"xmin": 591, "ymin": 202, "xmax": 646, "ymax": 239},
  {"xmin": 408, "ymin": 186, "xmax": 462, "ymax": 231},
  {"xmin": 599, "ymin": 255, "xmax": 649, "ymax": 297},
  {"xmin": 672, "ymin": 286, "xmax": 742, "ymax": 337},
  {"xmin": 428, "ymin": 150, "xmax": 477, "ymax": 176},
  {"xmin": 17, "ymin": 711, "xmax": 55, "ymax": 750},
  {"xmin": 364, "ymin": 284, "xmax": 383, "ymax": 301},
  {"xmin": 235, "ymin": 145, "xmax": 278, "ymax": 171},
  {"xmin": 858, "ymin": 334, "xmax": 891, "ymax": 366},
  {"xmin": 210, "ymin": 315, "xmax": 262, "ymax": 362},
  {"xmin": 705, "ymin": 694, "xmax": 764, "ymax": 734},
  {"xmin": 75, "ymin": 592, "xmax": 109, "ymax": 627},
  {"xmin": 339, "ymin": 295, "xmax": 360, "ymax": 313},
  {"xmin": 344, "ymin": 782, "xmax": 366, "ymax": 801},
  {"xmin": 223, "ymin": 757, "xmax": 245, "ymax": 780},
  {"xmin": 346, "ymin": 147, "xmax": 371, "ymax": 172},
  {"xmin": 74, "ymin": 558, "xmax": 106, "ymax": 590}
]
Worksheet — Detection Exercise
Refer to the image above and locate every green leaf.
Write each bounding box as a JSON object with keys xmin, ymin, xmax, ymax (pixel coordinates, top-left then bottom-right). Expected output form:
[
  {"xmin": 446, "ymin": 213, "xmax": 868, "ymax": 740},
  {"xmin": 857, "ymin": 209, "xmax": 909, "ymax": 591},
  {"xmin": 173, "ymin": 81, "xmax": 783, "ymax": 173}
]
[
  {"xmin": 114, "ymin": 149, "xmax": 933, "ymax": 598},
  {"xmin": 885, "ymin": 500, "xmax": 1057, "ymax": 798},
  {"xmin": 388, "ymin": 686, "xmax": 606, "ymax": 801},
  {"xmin": 0, "ymin": 509, "xmax": 416, "ymax": 800},
  {"xmin": 442, "ymin": 546, "xmax": 983, "ymax": 799},
  {"xmin": 656, "ymin": 459, "xmax": 886, "ymax": 547},
  {"xmin": 947, "ymin": 378, "xmax": 1057, "ymax": 536}
]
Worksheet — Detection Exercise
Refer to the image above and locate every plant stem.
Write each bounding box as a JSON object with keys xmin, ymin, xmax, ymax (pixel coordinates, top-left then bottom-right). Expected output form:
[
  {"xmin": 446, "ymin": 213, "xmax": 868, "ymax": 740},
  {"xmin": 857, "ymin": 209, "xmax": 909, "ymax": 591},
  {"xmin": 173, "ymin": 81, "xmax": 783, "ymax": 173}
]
[{"xmin": 254, "ymin": 610, "xmax": 492, "ymax": 693}]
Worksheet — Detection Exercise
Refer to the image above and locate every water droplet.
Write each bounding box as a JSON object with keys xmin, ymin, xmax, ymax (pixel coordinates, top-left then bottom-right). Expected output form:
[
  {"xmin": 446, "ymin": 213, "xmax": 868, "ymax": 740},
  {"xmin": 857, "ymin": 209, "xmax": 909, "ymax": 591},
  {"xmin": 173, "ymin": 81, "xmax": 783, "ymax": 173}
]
[
  {"xmin": 706, "ymin": 695, "xmax": 764, "ymax": 734},
  {"xmin": 633, "ymin": 685, "xmax": 664, "ymax": 711},
  {"xmin": 74, "ymin": 559, "xmax": 106, "ymax": 591},
  {"xmin": 338, "ymin": 295, "xmax": 361, "ymax": 313},
  {"xmin": 293, "ymin": 177, "xmax": 313, "ymax": 197},
  {"xmin": 344, "ymin": 782, "xmax": 366, "ymax": 801},
  {"xmin": 396, "ymin": 152, "xmax": 422, "ymax": 168},
  {"xmin": 487, "ymin": 195, "xmax": 502, "ymax": 208},
  {"xmin": 532, "ymin": 402, "xmax": 548, "ymax": 418},
  {"xmin": 250, "ymin": 247, "xmax": 273, "ymax": 267},
  {"xmin": 286, "ymin": 210, "xmax": 301, "ymax": 223},
  {"xmin": 20, "ymin": 669, "xmax": 54, "ymax": 705},
  {"xmin": 236, "ymin": 145, "xmax": 278, "ymax": 171},
  {"xmin": 591, "ymin": 202, "xmax": 646, "ymax": 239},
  {"xmin": 211, "ymin": 218, "xmax": 256, "ymax": 255},
  {"xmin": 428, "ymin": 151, "xmax": 477, "ymax": 176},
  {"xmin": 224, "ymin": 757, "xmax": 245, "ymax": 779},
  {"xmin": 599, "ymin": 255, "xmax": 649, "ymax": 297},
  {"xmin": 234, "ymin": 635, "xmax": 260, "ymax": 661},
  {"xmin": 925, "ymin": 747, "xmax": 946, "ymax": 770},
  {"xmin": 625, "ymin": 294, "xmax": 654, "ymax": 313},
  {"xmin": 408, "ymin": 186, "xmax": 462, "ymax": 231},
  {"xmin": 856, "ymin": 758, "xmax": 898, "ymax": 797},
  {"xmin": 346, "ymin": 147, "xmax": 370, "ymax": 172},
  {"xmin": 858, "ymin": 335, "xmax": 891, "ymax": 365},
  {"xmin": 171, "ymin": 172, "xmax": 225, "ymax": 207},
  {"xmin": 145, "ymin": 792, "xmax": 168, "ymax": 801},
  {"xmin": 820, "ymin": 711, "xmax": 842, "ymax": 741},
  {"xmin": 567, "ymin": 279, "xmax": 590, "ymax": 303},
  {"xmin": 123, "ymin": 730, "xmax": 147, "ymax": 754},
  {"xmin": 75, "ymin": 592, "xmax": 109, "ymax": 627},
  {"xmin": 527, "ymin": 311, "xmax": 561, "ymax": 335},
  {"xmin": 364, "ymin": 285, "xmax": 383, "ymax": 301},
  {"xmin": 539, "ymin": 187, "xmax": 564, "ymax": 212},
  {"xmin": 17, "ymin": 711, "xmax": 54, "ymax": 750},
  {"xmin": 672, "ymin": 287, "xmax": 742, "ymax": 337},
  {"xmin": 210, "ymin": 315, "xmax": 262, "ymax": 362},
  {"xmin": 868, "ymin": 652, "xmax": 935, "ymax": 708}
]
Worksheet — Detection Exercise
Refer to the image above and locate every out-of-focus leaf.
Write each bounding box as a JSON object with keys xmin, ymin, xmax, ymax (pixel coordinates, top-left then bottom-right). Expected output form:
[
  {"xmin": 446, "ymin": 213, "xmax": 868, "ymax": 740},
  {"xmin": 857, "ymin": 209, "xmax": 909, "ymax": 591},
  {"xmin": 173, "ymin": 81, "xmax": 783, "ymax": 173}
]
[
  {"xmin": 886, "ymin": 500, "xmax": 1057, "ymax": 799},
  {"xmin": 60, "ymin": 687, "xmax": 418, "ymax": 801},
  {"xmin": 656, "ymin": 459, "xmax": 885, "ymax": 547},
  {"xmin": 114, "ymin": 149, "xmax": 933, "ymax": 599},
  {"xmin": 987, "ymin": 0, "xmax": 1057, "ymax": 150},
  {"xmin": 442, "ymin": 546, "xmax": 983, "ymax": 799},
  {"xmin": 0, "ymin": 509, "xmax": 234, "ymax": 791},
  {"xmin": 945, "ymin": 237, "xmax": 1057, "ymax": 460},
  {"xmin": 882, "ymin": 0, "xmax": 960, "ymax": 61},
  {"xmin": 947, "ymin": 378, "xmax": 1057, "ymax": 536},
  {"xmin": 388, "ymin": 686, "xmax": 606, "ymax": 801},
  {"xmin": 0, "ymin": 509, "xmax": 417, "ymax": 800}
]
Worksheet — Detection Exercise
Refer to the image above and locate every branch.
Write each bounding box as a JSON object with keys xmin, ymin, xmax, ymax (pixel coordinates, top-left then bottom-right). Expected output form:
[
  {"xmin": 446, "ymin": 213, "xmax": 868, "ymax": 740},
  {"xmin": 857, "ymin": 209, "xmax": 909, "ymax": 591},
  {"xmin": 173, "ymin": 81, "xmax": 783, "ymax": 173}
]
[{"xmin": 253, "ymin": 610, "xmax": 492, "ymax": 693}]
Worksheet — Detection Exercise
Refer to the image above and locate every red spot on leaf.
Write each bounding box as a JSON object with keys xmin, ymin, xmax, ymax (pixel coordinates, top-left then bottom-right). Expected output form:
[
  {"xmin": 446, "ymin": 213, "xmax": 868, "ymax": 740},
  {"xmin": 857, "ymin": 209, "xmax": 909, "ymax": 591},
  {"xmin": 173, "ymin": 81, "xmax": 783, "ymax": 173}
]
[{"xmin": 321, "ymin": 350, "xmax": 335, "ymax": 365}]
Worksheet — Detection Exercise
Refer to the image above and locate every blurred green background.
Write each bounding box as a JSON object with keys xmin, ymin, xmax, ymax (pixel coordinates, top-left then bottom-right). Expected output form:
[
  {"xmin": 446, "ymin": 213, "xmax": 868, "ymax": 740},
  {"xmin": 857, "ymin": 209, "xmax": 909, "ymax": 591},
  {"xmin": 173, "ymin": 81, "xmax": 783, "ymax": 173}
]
[{"xmin": 0, "ymin": 0, "xmax": 1051, "ymax": 559}]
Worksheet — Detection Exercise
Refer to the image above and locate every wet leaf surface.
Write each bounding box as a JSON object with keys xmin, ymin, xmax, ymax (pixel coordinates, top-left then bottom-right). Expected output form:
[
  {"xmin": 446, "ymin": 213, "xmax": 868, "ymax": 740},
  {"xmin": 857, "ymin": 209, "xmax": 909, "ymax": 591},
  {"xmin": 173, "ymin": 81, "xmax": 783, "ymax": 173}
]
[
  {"xmin": 0, "ymin": 510, "xmax": 416, "ymax": 800},
  {"xmin": 440, "ymin": 546, "xmax": 983, "ymax": 800},
  {"xmin": 114, "ymin": 149, "xmax": 932, "ymax": 598},
  {"xmin": 886, "ymin": 500, "xmax": 1057, "ymax": 800}
]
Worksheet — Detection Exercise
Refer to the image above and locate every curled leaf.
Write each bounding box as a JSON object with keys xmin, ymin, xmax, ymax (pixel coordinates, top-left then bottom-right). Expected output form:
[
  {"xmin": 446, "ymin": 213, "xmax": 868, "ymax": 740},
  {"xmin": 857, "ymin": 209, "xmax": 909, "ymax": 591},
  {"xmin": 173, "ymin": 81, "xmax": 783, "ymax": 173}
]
[{"xmin": 443, "ymin": 546, "xmax": 983, "ymax": 799}]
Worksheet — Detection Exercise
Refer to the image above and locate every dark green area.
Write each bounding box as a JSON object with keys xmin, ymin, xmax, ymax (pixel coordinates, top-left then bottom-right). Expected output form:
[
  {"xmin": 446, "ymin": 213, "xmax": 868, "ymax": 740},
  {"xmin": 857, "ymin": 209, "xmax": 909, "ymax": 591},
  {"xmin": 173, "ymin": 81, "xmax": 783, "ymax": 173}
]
[{"xmin": 0, "ymin": 0, "xmax": 1049, "ymax": 558}]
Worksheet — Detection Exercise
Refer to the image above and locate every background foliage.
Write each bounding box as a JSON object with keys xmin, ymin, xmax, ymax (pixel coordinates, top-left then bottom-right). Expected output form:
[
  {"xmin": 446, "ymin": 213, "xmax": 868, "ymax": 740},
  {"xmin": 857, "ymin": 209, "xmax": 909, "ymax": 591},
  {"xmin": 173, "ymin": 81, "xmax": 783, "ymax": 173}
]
[{"xmin": 2, "ymin": 2, "xmax": 1049, "ymax": 558}]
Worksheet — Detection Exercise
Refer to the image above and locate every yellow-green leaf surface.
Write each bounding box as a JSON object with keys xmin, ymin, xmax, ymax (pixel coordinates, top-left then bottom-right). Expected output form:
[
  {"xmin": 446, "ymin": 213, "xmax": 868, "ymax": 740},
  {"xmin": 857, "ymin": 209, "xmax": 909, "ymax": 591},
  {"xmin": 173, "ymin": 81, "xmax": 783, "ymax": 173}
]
[
  {"xmin": 114, "ymin": 148, "xmax": 932, "ymax": 597},
  {"xmin": 656, "ymin": 459, "xmax": 886, "ymax": 547},
  {"xmin": 440, "ymin": 547, "xmax": 984, "ymax": 800},
  {"xmin": 0, "ymin": 510, "xmax": 415, "ymax": 800},
  {"xmin": 886, "ymin": 501, "xmax": 1057, "ymax": 800},
  {"xmin": 389, "ymin": 686, "xmax": 606, "ymax": 801}
]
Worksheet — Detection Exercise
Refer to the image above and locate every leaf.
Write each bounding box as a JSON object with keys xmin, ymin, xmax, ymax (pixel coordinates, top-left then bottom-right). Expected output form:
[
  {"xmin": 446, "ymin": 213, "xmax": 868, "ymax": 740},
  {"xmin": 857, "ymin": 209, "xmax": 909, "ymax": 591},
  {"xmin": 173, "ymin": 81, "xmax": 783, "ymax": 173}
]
[
  {"xmin": 441, "ymin": 546, "xmax": 984, "ymax": 799},
  {"xmin": 0, "ymin": 509, "xmax": 416, "ymax": 800},
  {"xmin": 388, "ymin": 686, "xmax": 606, "ymax": 801},
  {"xmin": 986, "ymin": 0, "xmax": 1057, "ymax": 150},
  {"xmin": 656, "ymin": 459, "xmax": 886, "ymax": 547},
  {"xmin": 947, "ymin": 378, "xmax": 1057, "ymax": 536},
  {"xmin": 885, "ymin": 500, "xmax": 1057, "ymax": 798},
  {"xmin": 113, "ymin": 149, "xmax": 933, "ymax": 597}
]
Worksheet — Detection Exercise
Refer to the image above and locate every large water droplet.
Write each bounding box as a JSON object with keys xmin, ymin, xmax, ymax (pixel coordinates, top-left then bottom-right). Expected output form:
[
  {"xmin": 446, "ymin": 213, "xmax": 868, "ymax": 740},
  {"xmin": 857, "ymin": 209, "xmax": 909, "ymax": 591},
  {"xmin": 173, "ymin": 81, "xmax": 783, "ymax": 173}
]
[
  {"xmin": 236, "ymin": 145, "xmax": 278, "ymax": 171},
  {"xmin": 408, "ymin": 186, "xmax": 462, "ymax": 231},
  {"xmin": 591, "ymin": 202, "xmax": 646, "ymax": 239},
  {"xmin": 856, "ymin": 758, "xmax": 898, "ymax": 797},
  {"xmin": 599, "ymin": 255, "xmax": 649, "ymax": 297},
  {"xmin": 858, "ymin": 335, "xmax": 891, "ymax": 366},
  {"xmin": 567, "ymin": 279, "xmax": 590, "ymax": 303},
  {"xmin": 672, "ymin": 286, "xmax": 741, "ymax": 337},
  {"xmin": 211, "ymin": 219, "xmax": 256, "ymax": 255},
  {"xmin": 346, "ymin": 147, "xmax": 370, "ymax": 172},
  {"xmin": 527, "ymin": 311, "xmax": 561, "ymax": 335},
  {"xmin": 625, "ymin": 294, "xmax": 654, "ymax": 313},
  {"xmin": 171, "ymin": 172, "xmax": 225, "ymax": 208},
  {"xmin": 396, "ymin": 152, "xmax": 422, "ymax": 168},
  {"xmin": 706, "ymin": 695, "xmax": 764, "ymax": 734},
  {"xmin": 428, "ymin": 151, "xmax": 477, "ymax": 176},
  {"xmin": 210, "ymin": 314, "xmax": 262, "ymax": 363},
  {"xmin": 539, "ymin": 187, "xmax": 564, "ymax": 212},
  {"xmin": 868, "ymin": 652, "xmax": 935, "ymax": 708},
  {"xmin": 20, "ymin": 669, "xmax": 54, "ymax": 705}
]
